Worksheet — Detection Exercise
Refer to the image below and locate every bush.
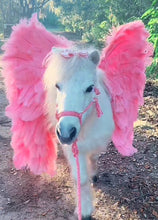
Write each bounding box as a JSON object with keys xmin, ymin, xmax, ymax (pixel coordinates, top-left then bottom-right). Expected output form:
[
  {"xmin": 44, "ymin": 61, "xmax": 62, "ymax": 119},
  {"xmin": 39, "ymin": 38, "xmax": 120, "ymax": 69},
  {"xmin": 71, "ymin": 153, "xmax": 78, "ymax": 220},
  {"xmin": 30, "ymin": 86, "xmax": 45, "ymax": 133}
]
[
  {"xmin": 142, "ymin": 0, "xmax": 158, "ymax": 78},
  {"xmin": 41, "ymin": 11, "xmax": 61, "ymax": 29}
]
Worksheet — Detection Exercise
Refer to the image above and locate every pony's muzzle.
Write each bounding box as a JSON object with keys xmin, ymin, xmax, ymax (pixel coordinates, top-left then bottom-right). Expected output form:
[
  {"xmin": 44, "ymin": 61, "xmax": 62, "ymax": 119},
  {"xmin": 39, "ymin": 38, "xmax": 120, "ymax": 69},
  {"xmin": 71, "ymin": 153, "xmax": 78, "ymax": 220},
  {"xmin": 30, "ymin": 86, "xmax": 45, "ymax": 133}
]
[{"xmin": 56, "ymin": 122, "xmax": 77, "ymax": 145}]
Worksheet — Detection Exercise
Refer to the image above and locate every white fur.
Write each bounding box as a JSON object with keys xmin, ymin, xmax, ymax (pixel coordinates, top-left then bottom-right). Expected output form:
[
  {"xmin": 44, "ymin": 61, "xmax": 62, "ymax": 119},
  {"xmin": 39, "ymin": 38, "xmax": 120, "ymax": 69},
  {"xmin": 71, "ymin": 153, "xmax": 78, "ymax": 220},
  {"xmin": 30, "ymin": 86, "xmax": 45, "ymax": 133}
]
[{"xmin": 44, "ymin": 50, "xmax": 115, "ymax": 218}]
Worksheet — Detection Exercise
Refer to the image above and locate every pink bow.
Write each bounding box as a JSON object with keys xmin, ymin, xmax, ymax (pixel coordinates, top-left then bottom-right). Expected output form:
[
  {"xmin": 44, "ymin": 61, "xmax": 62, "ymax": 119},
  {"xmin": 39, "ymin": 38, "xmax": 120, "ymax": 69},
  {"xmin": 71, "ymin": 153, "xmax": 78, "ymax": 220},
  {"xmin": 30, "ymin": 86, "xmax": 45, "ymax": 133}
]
[{"xmin": 61, "ymin": 50, "xmax": 89, "ymax": 59}]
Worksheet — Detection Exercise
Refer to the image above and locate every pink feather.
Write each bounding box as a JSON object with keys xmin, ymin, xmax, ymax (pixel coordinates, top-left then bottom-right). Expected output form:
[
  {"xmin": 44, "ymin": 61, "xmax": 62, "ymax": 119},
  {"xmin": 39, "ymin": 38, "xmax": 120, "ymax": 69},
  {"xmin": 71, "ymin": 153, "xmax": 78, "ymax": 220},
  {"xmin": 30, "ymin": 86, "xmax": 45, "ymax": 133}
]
[
  {"xmin": 2, "ymin": 14, "xmax": 72, "ymax": 176},
  {"xmin": 99, "ymin": 21, "xmax": 153, "ymax": 156}
]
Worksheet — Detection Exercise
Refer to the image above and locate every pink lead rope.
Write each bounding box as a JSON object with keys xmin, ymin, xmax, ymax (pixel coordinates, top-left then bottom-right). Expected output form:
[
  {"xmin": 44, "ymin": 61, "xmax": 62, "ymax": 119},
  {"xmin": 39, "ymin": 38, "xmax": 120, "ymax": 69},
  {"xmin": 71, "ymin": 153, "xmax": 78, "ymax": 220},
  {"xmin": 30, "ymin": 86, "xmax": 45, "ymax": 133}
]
[
  {"xmin": 72, "ymin": 141, "xmax": 81, "ymax": 220},
  {"xmin": 56, "ymin": 88, "xmax": 103, "ymax": 220}
]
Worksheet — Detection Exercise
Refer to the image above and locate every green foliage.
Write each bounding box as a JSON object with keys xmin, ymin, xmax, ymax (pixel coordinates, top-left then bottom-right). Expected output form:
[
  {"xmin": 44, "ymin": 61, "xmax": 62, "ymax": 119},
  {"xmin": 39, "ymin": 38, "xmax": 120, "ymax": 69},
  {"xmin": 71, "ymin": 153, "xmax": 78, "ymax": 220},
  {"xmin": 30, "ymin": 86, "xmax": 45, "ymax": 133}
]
[
  {"xmin": 41, "ymin": 10, "xmax": 61, "ymax": 28},
  {"xmin": 142, "ymin": 0, "xmax": 158, "ymax": 78},
  {"xmin": 52, "ymin": 0, "xmax": 150, "ymax": 47},
  {"xmin": 0, "ymin": 0, "xmax": 61, "ymax": 36}
]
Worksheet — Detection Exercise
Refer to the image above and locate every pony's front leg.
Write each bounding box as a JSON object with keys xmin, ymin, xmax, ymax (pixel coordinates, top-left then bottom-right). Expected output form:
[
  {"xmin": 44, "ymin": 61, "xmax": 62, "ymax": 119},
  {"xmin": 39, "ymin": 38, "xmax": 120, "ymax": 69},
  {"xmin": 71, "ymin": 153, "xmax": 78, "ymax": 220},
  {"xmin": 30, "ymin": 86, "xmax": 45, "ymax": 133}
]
[
  {"xmin": 89, "ymin": 154, "xmax": 99, "ymax": 183},
  {"xmin": 63, "ymin": 147, "xmax": 93, "ymax": 219}
]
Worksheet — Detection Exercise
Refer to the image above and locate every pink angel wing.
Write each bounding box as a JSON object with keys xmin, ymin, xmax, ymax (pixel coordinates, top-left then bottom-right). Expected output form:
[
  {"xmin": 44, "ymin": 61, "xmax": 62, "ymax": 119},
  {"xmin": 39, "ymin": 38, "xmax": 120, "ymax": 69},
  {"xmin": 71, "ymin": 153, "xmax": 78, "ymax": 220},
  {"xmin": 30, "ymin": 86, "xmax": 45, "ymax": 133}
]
[
  {"xmin": 2, "ymin": 14, "xmax": 72, "ymax": 176},
  {"xmin": 99, "ymin": 21, "xmax": 153, "ymax": 156}
]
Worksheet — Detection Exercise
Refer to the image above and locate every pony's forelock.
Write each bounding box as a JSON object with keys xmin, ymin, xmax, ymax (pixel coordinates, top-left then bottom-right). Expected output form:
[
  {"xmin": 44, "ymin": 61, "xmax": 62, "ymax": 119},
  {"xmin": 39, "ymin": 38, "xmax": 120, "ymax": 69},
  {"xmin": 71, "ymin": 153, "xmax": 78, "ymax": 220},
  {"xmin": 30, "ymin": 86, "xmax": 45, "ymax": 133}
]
[{"xmin": 44, "ymin": 49, "xmax": 98, "ymax": 86}]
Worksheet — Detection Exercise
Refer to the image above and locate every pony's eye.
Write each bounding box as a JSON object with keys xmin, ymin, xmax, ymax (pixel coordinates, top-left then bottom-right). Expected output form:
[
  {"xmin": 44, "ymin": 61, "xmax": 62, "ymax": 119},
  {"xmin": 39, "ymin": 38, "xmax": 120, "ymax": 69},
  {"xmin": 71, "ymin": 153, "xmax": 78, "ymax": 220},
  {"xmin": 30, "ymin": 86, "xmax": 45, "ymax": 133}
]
[
  {"xmin": 85, "ymin": 85, "xmax": 94, "ymax": 93},
  {"xmin": 55, "ymin": 83, "xmax": 61, "ymax": 90}
]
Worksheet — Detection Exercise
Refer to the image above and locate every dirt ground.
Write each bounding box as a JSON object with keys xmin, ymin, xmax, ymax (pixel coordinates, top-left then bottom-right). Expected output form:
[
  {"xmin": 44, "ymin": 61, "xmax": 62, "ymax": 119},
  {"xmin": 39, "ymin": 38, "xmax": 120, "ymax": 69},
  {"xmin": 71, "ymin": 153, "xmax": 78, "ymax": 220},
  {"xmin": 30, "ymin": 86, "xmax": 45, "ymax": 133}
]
[{"xmin": 0, "ymin": 56, "xmax": 158, "ymax": 220}]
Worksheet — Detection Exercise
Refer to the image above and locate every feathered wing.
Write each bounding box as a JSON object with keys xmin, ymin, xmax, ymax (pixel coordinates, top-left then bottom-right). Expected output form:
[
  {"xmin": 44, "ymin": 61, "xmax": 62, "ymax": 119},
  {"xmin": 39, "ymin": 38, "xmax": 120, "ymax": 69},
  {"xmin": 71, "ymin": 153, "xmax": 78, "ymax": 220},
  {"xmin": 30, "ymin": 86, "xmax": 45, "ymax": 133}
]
[
  {"xmin": 99, "ymin": 21, "xmax": 153, "ymax": 156},
  {"xmin": 2, "ymin": 15, "xmax": 72, "ymax": 176}
]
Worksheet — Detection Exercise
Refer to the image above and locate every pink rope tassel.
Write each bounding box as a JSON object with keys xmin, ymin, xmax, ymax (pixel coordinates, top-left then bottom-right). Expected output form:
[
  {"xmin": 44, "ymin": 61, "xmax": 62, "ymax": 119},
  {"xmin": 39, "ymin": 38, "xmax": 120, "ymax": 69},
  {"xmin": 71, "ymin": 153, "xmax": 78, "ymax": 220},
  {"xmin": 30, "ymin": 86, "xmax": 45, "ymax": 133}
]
[
  {"xmin": 94, "ymin": 98, "xmax": 103, "ymax": 118},
  {"xmin": 72, "ymin": 141, "xmax": 82, "ymax": 220}
]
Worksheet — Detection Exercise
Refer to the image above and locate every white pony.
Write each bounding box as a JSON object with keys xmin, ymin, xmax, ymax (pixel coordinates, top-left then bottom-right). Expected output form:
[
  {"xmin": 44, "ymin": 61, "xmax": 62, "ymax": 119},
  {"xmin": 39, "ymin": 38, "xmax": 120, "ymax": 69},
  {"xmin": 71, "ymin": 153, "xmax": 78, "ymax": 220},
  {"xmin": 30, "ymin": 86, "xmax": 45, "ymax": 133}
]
[
  {"xmin": 44, "ymin": 49, "xmax": 115, "ymax": 218},
  {"xmin": 2, "ymin": 15, "xmax": 153, "ymax": 220}
]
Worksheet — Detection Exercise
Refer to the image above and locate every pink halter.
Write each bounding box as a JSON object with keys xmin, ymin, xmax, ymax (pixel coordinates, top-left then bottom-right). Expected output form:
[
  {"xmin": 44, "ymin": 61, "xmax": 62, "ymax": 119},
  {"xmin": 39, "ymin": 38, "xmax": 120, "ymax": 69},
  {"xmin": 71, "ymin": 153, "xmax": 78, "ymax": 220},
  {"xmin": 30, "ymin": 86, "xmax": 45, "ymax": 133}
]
[
  {"xmin": 55, "ymin": 87, "xmax": 103, "ymax": 220},
  {"xmin": 56, "ymin": 87, "xmax": 103, "ymax": 124}
]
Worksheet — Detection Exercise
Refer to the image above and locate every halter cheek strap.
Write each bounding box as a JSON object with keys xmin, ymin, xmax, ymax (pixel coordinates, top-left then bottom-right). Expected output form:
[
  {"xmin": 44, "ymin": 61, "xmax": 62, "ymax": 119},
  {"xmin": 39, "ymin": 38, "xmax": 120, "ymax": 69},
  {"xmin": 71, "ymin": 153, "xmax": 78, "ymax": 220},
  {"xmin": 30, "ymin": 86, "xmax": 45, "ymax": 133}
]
[{"xmin": 55, "ymin": 88, "xmax": 103, "ymax": 220}]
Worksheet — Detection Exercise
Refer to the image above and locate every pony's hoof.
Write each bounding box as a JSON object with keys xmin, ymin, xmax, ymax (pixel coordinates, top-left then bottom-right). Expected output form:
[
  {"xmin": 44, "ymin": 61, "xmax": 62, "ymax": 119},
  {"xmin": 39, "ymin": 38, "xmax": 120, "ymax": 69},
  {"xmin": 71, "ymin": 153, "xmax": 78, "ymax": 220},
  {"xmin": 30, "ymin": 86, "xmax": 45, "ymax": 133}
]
[
  {"xmin": 82, "ymin": 215, "xmax": 92, "ymax": 220},
  {"xmin": 92, "ymin": 175, "xmax": 98, "ymax": 183}
]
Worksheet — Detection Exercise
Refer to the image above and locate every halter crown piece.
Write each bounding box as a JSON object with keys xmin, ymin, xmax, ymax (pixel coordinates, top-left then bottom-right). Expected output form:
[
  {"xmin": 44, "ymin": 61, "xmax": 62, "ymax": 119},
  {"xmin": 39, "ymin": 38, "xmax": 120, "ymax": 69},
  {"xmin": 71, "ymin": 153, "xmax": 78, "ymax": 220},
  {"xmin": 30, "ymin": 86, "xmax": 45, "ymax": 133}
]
[{"xmin": 56, "ymin": 66, "xmax": 103, "ymax": 220}]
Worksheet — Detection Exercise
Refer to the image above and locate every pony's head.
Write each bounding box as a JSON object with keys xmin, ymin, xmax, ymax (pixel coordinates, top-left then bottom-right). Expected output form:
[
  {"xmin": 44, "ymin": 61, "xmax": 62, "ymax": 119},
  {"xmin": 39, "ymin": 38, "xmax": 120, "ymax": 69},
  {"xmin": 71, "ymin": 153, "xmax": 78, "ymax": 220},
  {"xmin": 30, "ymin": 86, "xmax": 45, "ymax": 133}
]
[{"xmin": 44, "ymin": 48, "xmax": 100, "ymax": 145}]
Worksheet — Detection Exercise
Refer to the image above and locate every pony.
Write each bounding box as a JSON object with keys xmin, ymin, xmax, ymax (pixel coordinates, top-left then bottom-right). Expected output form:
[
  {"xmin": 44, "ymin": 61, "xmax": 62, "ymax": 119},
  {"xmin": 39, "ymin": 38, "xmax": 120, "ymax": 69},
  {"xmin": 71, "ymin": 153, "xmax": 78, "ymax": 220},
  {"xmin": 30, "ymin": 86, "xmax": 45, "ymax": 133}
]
[
  {"xmin": 44, "ymin": 49, "xmax": 115, "ymax": 219},
  {"xmin": 2, "ymin": 15, "xmax": 153, "ymax": 220}
]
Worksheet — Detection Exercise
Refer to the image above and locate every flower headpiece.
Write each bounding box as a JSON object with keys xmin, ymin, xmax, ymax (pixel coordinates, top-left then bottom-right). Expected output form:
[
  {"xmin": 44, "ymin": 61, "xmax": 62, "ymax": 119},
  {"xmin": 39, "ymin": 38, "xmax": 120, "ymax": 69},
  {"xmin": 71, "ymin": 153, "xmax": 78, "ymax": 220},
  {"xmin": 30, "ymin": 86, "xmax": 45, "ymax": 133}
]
[{"xmin": 52, "ymin": 47, "xmax": 89, "ymax": 59}]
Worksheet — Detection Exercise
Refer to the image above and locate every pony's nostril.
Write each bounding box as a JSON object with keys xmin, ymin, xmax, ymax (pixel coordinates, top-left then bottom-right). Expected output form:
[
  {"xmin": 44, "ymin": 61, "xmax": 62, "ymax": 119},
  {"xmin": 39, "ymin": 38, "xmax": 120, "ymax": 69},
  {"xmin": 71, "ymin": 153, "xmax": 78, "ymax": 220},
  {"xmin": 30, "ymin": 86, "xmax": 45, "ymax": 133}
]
[
  {"xmin": 70, "ymin": 127, "xmax": 77, "ymax": 140},
  {"xmin": 56, "ymin": 124, "xmax": 63, "ymax": 138},
  {"xmin": 56, "ymin": 128, "xmax": 61, "ymax": 138}
]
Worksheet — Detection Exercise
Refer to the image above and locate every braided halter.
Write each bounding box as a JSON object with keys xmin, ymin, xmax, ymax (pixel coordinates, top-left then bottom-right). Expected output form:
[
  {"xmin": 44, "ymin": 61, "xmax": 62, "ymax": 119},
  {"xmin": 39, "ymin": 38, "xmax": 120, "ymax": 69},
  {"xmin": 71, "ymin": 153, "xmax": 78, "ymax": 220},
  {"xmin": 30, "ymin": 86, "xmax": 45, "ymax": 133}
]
[
  {"xmin": 56, "ymin": 88, "xmax": 102, "ymax": 124},
  {"xmin": 56, "ymin": 87, "xmax": 103, "ymax": 220}
]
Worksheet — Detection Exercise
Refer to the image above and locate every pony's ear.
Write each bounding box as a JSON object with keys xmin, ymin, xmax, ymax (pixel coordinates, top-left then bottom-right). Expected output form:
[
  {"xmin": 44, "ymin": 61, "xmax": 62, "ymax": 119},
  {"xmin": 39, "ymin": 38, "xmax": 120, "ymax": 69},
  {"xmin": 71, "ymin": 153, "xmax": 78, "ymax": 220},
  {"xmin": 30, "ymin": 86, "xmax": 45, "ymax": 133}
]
[{"xmin": 89, "ymin": 50, "xmax": 100, "ymax": 65}]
